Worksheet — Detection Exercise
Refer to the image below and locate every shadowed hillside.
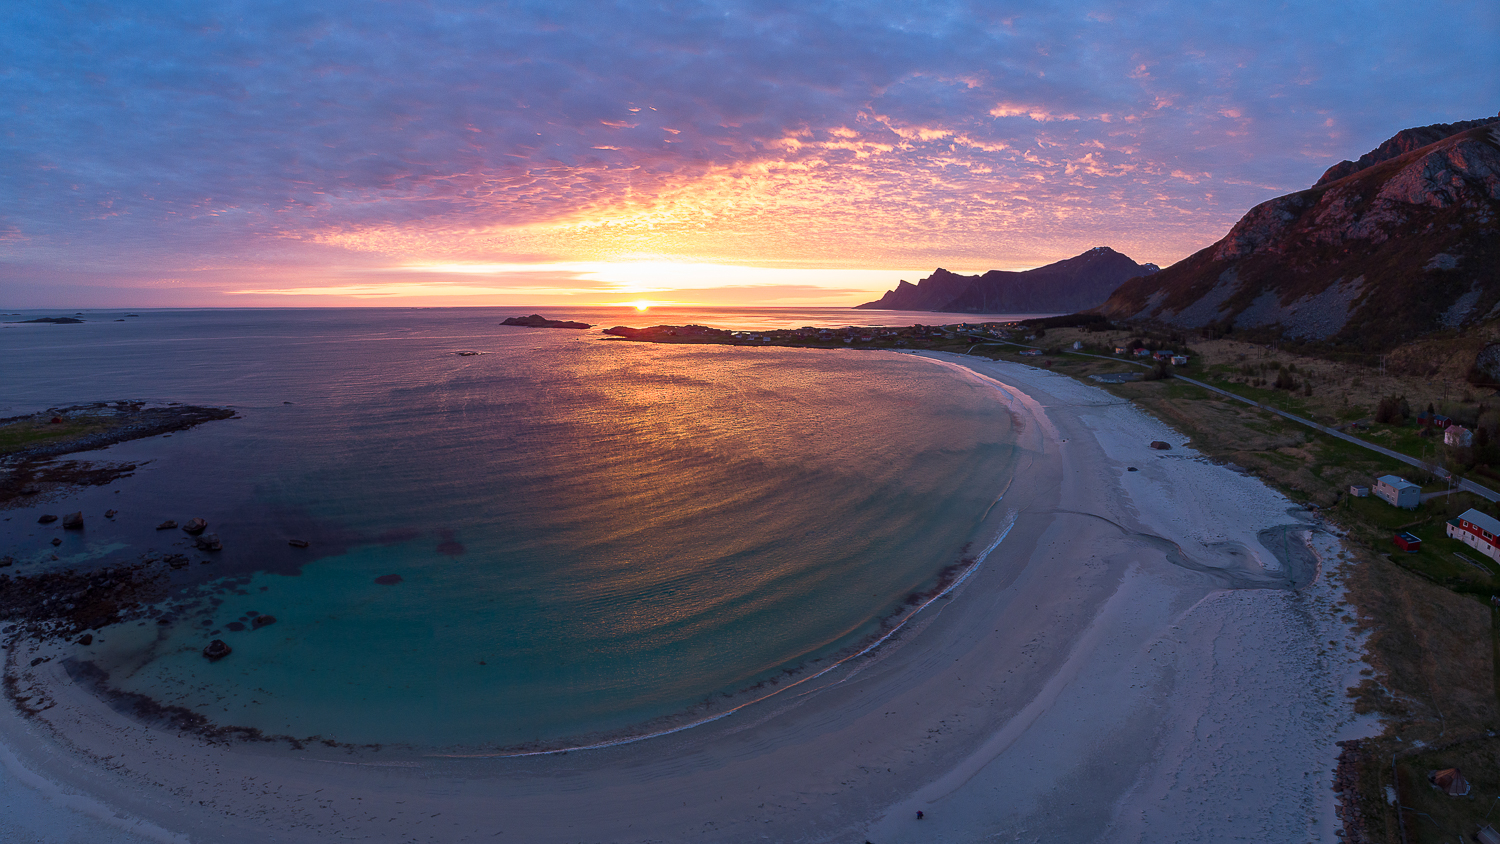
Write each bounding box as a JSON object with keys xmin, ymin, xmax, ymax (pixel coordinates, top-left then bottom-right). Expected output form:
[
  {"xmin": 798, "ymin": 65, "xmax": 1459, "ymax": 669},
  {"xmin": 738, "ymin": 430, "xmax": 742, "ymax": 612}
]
[{"xmin": 1097, "ymin": 114, "xmax": 1500, "ymax": 357}]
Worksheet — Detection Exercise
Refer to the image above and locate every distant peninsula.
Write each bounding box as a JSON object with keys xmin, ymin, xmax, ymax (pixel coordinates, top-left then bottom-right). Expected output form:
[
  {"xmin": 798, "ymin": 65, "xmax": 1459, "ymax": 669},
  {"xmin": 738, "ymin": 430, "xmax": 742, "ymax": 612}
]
[
  {"xmin": 857, "ymin": 246, "xmax": 1158, "ymax": 314},
  {"xmin": 13, "ymin": 316, "xmax": 85, "ymax": 324},
  {"xmin": 500, "ymin": 314, "xmax": 592, "ymax": 329}
]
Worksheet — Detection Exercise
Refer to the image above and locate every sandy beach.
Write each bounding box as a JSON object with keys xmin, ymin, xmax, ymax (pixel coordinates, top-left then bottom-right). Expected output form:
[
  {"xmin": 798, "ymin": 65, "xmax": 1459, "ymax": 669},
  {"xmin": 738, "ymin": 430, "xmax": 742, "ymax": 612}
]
[{"xmin": 0, "ymin": 351, "xmax": 1374, "ymax": 843}]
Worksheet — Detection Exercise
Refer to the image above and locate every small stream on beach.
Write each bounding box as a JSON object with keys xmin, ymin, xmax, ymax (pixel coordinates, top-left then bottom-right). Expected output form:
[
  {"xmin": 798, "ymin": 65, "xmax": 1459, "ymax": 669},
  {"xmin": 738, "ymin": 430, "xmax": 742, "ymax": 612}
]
[{"xmin": 1, "ymin": 308, "xmax": 1025, "ymax": 748}]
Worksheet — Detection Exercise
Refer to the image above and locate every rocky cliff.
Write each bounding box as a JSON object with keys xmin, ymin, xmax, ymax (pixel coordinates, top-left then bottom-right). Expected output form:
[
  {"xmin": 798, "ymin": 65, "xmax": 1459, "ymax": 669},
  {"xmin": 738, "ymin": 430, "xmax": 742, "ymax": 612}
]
[
  {"xmin": 857, "ymin": 247, "xmax": 1158, "ymax": 313},
  {"xmin": 1097, "ymin": 113, "xmax": 1500, "ymax": 350}
]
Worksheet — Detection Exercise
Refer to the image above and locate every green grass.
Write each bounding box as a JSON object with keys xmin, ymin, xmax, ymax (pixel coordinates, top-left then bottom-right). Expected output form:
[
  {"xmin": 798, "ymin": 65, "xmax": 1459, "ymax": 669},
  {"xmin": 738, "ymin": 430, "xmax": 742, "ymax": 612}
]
[
  {"xmin": 0, "ymin": 421, "xmax": 90, "ymax": 456},
  {"xmin": 1199, "ymin": 376, "xmax": 1320, "ymax": 417}
]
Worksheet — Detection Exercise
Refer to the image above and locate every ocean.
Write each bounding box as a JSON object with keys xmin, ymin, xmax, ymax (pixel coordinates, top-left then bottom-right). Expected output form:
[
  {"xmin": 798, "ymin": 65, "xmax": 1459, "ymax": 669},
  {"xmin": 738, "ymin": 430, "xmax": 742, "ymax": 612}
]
[{"xmin": 0, "ymin": 306, "xmax": 1031, "ymax": 749}]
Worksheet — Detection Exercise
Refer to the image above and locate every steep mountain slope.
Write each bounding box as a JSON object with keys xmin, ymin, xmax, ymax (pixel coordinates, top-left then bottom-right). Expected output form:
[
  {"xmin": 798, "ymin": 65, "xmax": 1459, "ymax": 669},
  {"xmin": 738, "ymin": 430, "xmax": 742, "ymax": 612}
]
[
  {"xmin": 857, "ymin": 246, "xmax": 1158, "ymax": 313},
  {"xmin": 1098, "ymin": 114, "xmax": 1500, "ymax": 351}
]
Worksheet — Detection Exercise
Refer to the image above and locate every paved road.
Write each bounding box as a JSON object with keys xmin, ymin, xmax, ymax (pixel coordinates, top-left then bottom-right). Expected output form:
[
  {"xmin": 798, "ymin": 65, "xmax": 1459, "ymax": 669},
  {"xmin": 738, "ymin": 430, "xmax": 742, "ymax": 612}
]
[{"xmin": 967, "ymin": 336, "xmax": 1500, "ymax": 504}]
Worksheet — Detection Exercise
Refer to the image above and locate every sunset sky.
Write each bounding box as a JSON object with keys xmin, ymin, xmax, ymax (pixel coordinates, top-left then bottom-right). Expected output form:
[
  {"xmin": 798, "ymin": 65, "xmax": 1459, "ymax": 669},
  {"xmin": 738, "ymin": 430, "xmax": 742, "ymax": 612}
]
[{"xmin": 2, "ymin": 1, "xmax": 1496, "ymax": 309}]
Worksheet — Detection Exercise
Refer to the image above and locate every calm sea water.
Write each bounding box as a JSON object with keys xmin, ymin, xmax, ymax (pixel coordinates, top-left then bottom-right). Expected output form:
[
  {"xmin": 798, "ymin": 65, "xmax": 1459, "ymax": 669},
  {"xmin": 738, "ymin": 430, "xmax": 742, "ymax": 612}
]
[{"xmin": 0, "ymin": 307, "xmax": 1030, "ymax": 748}]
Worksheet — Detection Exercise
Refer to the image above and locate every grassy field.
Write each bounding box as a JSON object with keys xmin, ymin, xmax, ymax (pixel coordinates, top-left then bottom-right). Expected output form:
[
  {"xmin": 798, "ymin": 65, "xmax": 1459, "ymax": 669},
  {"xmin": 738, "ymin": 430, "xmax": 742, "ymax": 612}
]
[{"xmin": 0, "ymin": 415, "xmax": 115, "ymax": 457}]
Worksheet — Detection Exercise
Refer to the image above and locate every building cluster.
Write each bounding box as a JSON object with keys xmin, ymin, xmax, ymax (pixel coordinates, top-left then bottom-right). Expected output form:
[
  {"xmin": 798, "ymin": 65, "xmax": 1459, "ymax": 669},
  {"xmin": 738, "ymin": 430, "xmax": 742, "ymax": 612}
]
[
  {"xmin": 1363, "ymin": 473, "xmax": 1500, "ymax": 562},
  {"xmin": 1114, "ymin": 346, "xmax": 1189, "ymax": 365}
]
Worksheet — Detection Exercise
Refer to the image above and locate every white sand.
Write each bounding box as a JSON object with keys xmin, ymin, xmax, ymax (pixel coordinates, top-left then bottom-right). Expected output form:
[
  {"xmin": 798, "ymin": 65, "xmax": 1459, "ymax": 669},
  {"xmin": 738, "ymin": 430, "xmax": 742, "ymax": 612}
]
[{"xmin": 0, "ymin": 352, "xmax": 1375, "ymax": 843}]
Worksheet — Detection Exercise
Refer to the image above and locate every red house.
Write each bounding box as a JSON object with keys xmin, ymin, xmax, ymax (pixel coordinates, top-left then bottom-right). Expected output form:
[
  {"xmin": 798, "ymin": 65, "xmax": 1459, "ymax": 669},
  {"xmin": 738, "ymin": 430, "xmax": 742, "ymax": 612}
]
[
  {"xmin": 1448, "ymin": 508, "xmax": 1500, "ymax": 562},
  {"xmin": 1393, "ymin": 532, "xmax": 1422, "ymax": 553}
]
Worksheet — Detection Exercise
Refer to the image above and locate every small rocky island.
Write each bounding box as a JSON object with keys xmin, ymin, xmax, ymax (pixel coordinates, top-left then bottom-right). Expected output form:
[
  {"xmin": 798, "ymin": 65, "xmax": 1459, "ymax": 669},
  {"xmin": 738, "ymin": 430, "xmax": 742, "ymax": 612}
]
[
  {"xmin": 13, "ymin": 317, "xmax": 85, "ymax": 324},
  {"xmin": 500, "ymin": 314, "xmax": 592, "ymax": 329}
]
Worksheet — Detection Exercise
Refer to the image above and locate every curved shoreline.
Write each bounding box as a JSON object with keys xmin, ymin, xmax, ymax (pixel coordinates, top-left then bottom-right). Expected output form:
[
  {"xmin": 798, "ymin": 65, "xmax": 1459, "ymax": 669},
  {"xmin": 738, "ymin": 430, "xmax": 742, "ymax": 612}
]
[
  {"xmin": 435, "ymin": 510, "xmax": 1019, "ymax": 759},
  {"xmin": 0, "ymin": 352, "xmax": 1372, "ymax": 844}
]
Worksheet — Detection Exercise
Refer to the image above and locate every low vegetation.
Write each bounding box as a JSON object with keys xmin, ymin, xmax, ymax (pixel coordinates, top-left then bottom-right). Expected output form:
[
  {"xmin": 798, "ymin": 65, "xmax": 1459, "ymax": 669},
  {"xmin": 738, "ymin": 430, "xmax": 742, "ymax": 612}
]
[{"xmin": 981, "ymin": 327, "xmax": 1500, "ymax": 844}]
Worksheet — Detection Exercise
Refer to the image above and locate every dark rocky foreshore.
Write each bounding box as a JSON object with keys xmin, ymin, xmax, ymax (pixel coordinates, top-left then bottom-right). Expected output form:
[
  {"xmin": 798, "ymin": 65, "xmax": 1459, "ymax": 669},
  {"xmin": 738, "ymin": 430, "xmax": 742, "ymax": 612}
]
[
  {"xmin": 0, "ymin": 559, "xmax": 171, "ymax": 645},
  {"xmin": 1333, "ymin": 739, "xmax": 1373, "ymax": 844}
]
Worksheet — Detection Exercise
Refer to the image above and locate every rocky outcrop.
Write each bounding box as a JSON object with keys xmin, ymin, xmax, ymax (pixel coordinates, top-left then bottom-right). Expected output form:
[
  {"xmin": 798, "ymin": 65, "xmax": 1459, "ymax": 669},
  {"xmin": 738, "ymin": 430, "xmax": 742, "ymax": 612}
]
[
  {"xmin": 202, "ymin": 640, "xmax": 232, "ymax": 661},
  {"xmin": 61, "ymin": 512, "xmax": 83, "ymax": 530},
  {"xmin": 500, "ymin": 314, "xmax": 592, "ymax": 329},
  {"xmin": 182, "ymin": 518, "xmax": 207, "ymax": 535},
  {"xmin": 1316, "ymin": 116, "xmax": 1500, "ymax": 185},
  {"xmin": 604, "ymin": 324, "xmax": 733, "ymax": 341},
  {"xmin": 1098, "ymin": 115, "xmax": 1500, "ymax": 350},
  {"xmin": 859, "ymin": 247, "xmax": 1158, "ymax": 313}
]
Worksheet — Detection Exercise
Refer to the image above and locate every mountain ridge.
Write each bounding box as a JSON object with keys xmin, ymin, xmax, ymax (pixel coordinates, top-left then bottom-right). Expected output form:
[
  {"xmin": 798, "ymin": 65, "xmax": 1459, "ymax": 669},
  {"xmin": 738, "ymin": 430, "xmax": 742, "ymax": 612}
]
[
  {"xmin": 1096, "ymin": 113, "xmax": 1500, "ymax": 352},
  {"xmin": 857, "ymin": 247, "xmax": 1159, "ymax": 313}
]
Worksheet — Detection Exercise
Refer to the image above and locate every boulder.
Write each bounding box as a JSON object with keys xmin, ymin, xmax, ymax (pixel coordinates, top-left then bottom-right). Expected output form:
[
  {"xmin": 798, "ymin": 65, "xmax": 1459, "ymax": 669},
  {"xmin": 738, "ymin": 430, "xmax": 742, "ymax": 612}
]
[
  {"xmin": 195, "ymin": 533, "xmax": 222, "ymax": 552},
  {"xmin": 1149, "ymin": 441, "xmax": 1172, "ymax": 450},
  {"xmin": 202, "ymin": 639, "xmax": 232, "ymax": 661},
  {"xmin": 51, "ymin": 537, "xmax": 62, "ymax": 546},
  {"xmin": 104, "ymin": 509, "xmax": 117, "ymax": 519},
  {"xmin": 77, "ymin": 633, "xmax": 93, "ymax": 646},
  {"xmin": 252, "ymin": 614, "xmax": 277, "ymax": 629},
  {"xmin": 37, "ymin": 514, "xmax": 58, "ymax": 524},
  {"xmin": 156, "ymin": 519, "xmax": 178, "ymax": 530},
  {"xmin": 182, "ymin": 517, "xmax": 207, "ymax": 535},
  {"xmin": 62, "ymin": 511, "xmax": 84, "ymax": 529},
  {"xmin": 288, "ymin": 539, "xmax": 310, "ymax": 548}
]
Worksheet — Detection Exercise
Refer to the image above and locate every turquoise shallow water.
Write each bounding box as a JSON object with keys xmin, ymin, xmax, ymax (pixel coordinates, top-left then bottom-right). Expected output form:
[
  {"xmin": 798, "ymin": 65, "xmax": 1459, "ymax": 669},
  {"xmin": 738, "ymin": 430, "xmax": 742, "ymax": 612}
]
[{"xmin": 1, "ymin": 308, "xmax": 1023, "ymax": 748}]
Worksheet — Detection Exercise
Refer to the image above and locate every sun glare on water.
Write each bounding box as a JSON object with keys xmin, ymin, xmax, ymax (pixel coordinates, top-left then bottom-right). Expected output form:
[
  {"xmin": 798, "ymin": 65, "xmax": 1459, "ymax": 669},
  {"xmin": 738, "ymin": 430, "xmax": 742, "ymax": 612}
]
[{"xmin": 631, "ymin": 301, "xmax": 652, "ymax": 311}]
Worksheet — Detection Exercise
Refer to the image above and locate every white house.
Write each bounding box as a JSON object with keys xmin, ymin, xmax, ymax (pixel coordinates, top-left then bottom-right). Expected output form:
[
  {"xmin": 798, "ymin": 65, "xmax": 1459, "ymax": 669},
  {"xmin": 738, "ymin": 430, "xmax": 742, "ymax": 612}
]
[
  {"xmin": 1445, "ymin": 425, "xmax": 1474, "ymax": 448},
  {"xmin": 1170, "ymin": 355, "xmax": 1189, "ymax": 365},
  {"xmin": 1448, "ymin": 508, "xmax": 1500, "ymax": 562},
  {"xmin": 1374, "ymin": 475, "xmax": 1420, "ymax": 509}
]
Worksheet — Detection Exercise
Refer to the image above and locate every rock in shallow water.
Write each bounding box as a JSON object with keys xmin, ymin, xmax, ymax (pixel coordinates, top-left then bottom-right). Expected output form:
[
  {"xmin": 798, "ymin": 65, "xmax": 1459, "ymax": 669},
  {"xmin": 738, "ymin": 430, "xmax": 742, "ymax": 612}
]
[
  {"xmin": 182, "ymin": 517, "xmax": 207, "ymax": 535},
  {"xmin": 156, "ymin": 519, "xmax": 177, "ymax": 530},
  {"xmin": 252, "ymin": 614, "xmax": 276, "ymax": 629},
  {"xmin": 62, "ymin": 511, "xmax": 84, "ymax": 529},
  {"xmin": 202, "ymin": 639, "xmax": 231, "ymax": 661},
  {"xmin": 195, "ymin": 533, "xmax": 222, "ymax": 551},
  {"xmin": 37, "ymin": 514, "xmax": 57, "ymax": 524},
  {"xmin": 374, "ymin": 574, "xmax": 403, "ymax": 585}
]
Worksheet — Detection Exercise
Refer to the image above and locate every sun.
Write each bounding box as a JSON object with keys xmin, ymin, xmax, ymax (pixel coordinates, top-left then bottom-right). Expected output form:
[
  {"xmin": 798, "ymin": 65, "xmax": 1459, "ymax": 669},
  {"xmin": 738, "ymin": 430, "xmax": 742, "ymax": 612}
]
[{"xmin": 630, "ymin": 300, "xmax": 652, "ymax": 311}]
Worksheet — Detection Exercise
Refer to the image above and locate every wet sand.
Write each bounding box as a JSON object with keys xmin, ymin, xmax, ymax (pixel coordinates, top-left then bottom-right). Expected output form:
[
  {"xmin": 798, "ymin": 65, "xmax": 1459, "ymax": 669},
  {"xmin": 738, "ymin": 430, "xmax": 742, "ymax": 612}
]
[{"xmin": 0, "ymin": 352, "xmax": 1372, "ymax": 843}]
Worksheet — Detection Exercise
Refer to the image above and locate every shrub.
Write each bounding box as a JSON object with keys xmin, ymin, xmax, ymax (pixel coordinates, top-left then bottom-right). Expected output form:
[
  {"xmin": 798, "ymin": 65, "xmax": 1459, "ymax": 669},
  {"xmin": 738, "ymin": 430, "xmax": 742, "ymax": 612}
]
[{"xmin": 1375, "ymin": 394, "xmax": 1407, "ymax": 424}]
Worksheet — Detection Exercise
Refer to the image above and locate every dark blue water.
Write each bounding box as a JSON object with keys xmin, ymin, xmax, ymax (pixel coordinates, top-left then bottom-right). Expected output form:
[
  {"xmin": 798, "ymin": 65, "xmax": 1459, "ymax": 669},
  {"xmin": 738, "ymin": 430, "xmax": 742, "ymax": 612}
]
[{"xmin": 0, "ymin": 308, "xmax": 1023, "ymax": 748}]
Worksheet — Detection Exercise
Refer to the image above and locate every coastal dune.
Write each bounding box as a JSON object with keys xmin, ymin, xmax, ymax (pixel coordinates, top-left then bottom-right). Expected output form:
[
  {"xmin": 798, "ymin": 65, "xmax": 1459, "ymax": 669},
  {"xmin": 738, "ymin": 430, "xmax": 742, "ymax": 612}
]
[{"xmin": 0, "ymin": 352, "xmax": 1370, "ymax": 843}]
